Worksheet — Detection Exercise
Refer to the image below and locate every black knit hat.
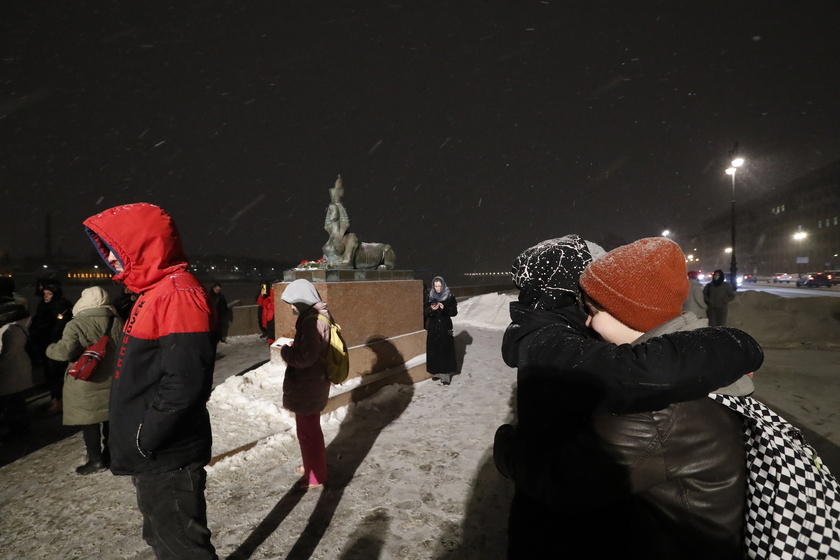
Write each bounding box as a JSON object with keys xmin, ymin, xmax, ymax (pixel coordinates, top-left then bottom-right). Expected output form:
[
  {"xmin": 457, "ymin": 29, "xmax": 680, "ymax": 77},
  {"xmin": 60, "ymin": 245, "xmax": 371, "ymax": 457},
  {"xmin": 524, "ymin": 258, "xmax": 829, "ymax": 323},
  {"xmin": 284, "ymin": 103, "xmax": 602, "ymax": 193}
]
[{"xmin": 511, "ymin": 235, "xmax": 606, "ymax": 310}]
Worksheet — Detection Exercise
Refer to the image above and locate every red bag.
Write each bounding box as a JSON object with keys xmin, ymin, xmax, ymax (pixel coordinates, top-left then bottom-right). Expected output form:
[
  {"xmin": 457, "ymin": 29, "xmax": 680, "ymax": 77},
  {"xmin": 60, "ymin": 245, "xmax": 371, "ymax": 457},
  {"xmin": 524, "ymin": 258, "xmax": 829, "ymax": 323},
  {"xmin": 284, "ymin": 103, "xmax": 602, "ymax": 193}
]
[{"xmin": 67, "ymin": 316, "xmax": 115, "ymax": 382}]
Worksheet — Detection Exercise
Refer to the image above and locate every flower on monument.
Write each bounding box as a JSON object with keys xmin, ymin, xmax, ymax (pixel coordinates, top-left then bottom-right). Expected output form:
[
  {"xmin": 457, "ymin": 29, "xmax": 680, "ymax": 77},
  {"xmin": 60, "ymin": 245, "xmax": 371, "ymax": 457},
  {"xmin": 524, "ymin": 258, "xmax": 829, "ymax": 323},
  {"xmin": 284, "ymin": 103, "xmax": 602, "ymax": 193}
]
[{"xmin": 296, "ymin": 258, "xmax": 326, "ymax": 270}]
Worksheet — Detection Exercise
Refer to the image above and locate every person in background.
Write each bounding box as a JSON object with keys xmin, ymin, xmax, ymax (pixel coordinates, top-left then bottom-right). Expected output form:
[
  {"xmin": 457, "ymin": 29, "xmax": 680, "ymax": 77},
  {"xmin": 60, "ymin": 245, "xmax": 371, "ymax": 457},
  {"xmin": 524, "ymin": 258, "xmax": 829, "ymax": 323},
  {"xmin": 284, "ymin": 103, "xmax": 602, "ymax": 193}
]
[
  {"xmin": 683, "ymin": 270, "xmax": 707, "ymax": 319},
  {"xmin": 27, "ymin": 279, "xmax": 72, "ymax": 415},
  {"xmin": 257, "ymin": 281, "xmax": 275, "ymax": 344},
  {"xmin": 46, "ymin": 286, "xmax": 123, "ymax": 475},
  {"xmin": 424, "ymin": 276, "xmax": 458, "ymax": 386},
  {"xmin": 279, "ymin": 279, "xmax": 332, "ymax": 491},
  {"xmin": 704, "ymin": 269, "xmax": 736, "ymax": 326},
  {"xmin": 0, "ymin": 277, "xmax": 33, "ymax": 439},
  {"xmin": 494, "ymin": 235, "xmax": 763, "ymax": 559},
  {"xmin": 256, "ymin": 281, "xmax": 268, "ymax": 338},
  {"xmin": 210, "ymin": 283, "xmax": 228, "ymax": 344},
  {"xmin": 84, "ymin": 203, "xmax": 218, "ymax": 559}
]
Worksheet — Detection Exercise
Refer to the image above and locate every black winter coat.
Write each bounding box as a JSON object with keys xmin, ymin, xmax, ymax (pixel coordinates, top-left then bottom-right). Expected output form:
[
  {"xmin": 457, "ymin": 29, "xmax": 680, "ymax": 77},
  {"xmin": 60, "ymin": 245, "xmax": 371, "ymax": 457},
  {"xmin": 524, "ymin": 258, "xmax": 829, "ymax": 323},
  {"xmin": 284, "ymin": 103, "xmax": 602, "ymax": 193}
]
[
  {"xmin": 27, "ymin": 296, "xmax": 73, "ymax": 364},
  {"xmin": 496, "ymin": 302, "xmax": 764, "ymax": 559},
  {"xmin": 424, "ymin": 294, "xmax": 457, "ymax": 374}
]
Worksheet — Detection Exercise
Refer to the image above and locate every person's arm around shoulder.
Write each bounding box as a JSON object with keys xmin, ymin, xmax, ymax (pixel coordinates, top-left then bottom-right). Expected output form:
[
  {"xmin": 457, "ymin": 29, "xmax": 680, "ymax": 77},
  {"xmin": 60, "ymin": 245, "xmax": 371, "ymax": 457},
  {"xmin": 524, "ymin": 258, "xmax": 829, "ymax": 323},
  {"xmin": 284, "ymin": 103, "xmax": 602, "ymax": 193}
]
[{"xmin": 526, "ymin": 323, "xmax": 763, "ymax": 414}]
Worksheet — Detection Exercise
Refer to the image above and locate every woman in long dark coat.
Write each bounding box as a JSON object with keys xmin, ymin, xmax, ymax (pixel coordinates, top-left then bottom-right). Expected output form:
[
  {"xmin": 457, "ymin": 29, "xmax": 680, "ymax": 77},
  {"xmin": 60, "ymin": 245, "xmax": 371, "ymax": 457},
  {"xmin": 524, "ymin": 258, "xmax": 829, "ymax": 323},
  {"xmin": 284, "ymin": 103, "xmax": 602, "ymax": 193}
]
[
  {"xmin": 424, "ymin": 276, "xmax": 458, "ymax": 385},
  {"xmin": 28, "ymin": 280, "xmax": 73, "ymax": 414}
]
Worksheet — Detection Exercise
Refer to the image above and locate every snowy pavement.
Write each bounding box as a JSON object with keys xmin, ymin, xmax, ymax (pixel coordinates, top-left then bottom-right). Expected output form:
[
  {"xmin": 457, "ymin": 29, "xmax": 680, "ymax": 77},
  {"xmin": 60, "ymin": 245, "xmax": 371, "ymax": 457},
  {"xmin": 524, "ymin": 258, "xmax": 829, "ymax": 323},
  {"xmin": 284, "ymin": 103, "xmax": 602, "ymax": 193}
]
[
  {"xmin": 0, "ymin": 324, "xmax": 516, "ymax": 560},
  {"xmin": 1, "ymin": 292, "xmax": 838, "ymax": 559}
]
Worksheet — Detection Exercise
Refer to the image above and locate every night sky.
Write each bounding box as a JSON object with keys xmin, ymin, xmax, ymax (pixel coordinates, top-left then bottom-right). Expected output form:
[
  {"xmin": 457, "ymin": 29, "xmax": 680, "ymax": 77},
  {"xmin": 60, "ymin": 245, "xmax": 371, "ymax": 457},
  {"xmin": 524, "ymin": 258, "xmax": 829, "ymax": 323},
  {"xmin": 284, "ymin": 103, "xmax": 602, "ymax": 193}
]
[{"xmin": 3, "ymin": 1, "xmax": 840, "ymax": 279}]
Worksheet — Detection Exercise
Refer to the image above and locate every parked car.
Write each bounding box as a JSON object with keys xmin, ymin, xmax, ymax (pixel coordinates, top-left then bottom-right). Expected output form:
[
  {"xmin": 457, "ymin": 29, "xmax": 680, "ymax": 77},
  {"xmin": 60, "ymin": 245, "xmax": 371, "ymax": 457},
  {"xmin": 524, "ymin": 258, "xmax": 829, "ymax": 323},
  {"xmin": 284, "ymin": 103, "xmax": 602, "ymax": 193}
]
[
  {"xmin": 825, "ymin": 270, "xmax": 840, "ymax": 286},
  {"xmin": 742, "ymin": 273, "xmax": 757, "ymax": 283},
  {"xmin": 796, "ymin": 272, "xmax": 832, "ymax": 288},
  {"xmin": 773, "ymin": 273, "xmax": 794, "ymax": 284}
]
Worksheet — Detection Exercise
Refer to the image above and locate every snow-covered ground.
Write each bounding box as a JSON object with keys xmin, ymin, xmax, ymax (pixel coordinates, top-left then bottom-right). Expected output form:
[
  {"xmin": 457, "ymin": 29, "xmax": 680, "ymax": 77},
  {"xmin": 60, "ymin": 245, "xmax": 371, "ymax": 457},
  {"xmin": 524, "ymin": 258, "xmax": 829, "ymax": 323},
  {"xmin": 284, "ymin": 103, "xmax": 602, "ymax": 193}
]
[
  {"xmin": 0, "ymin": 293, "xmax": 517, "ymax": 560},
  {"xmin": 0, "ymin": 291, "xmax": 838, "ymax": 559}
]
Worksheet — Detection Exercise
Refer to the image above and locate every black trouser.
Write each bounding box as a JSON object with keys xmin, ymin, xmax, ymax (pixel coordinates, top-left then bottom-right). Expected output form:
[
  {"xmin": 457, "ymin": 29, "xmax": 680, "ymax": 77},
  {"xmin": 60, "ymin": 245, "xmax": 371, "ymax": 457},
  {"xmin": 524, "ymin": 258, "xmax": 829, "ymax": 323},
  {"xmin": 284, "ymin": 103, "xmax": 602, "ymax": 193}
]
[
  {"xmin": 45, "ymin": 358, "xmax": 66, "ymax": 399},
  {"xmin": 132, "ymin": 462, "xmax": 218, "ymax": 560},
  {"xmin": 81, "ymin": 422, "xmax": 109, "ymax": 462},
  {"xmin": 0, "ymin": 392, "xmax": 29, "ymax": 436}
]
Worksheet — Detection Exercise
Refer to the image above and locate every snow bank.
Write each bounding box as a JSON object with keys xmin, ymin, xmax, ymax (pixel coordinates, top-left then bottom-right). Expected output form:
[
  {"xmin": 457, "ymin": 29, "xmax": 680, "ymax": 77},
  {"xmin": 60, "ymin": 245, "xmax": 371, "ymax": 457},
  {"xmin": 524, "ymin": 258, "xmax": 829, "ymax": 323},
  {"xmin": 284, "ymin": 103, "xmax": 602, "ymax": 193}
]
[
  {"xmin": 728, "ymin": 291, "xmax": 840, "ymax": 349},
  {"xmin": 455, "ymin": 292, "xmax": 515, "ymax": 331}
]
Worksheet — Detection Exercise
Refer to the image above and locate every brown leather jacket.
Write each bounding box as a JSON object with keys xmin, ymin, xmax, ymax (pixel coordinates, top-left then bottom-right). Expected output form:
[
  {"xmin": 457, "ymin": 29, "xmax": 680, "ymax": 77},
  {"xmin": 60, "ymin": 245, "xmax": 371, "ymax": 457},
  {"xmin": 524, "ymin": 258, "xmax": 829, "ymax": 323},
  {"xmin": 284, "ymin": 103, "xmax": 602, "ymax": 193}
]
[
  {"xmin": 587, "ymin": 313, "xmax": 747, "ymax": 558},
  {"xmin": 591, "ymin": 396, "xmax": 745, "ymax": 558}
]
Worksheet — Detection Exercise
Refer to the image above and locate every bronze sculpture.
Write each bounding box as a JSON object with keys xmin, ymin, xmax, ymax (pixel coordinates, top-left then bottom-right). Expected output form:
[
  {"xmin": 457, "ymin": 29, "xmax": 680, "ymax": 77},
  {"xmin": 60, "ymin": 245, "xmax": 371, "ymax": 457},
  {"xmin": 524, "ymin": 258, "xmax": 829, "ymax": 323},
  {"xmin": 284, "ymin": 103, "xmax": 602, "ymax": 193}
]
[{"xmin": 322, "ymin": 176, "xmax": 395, "ymax": 270}]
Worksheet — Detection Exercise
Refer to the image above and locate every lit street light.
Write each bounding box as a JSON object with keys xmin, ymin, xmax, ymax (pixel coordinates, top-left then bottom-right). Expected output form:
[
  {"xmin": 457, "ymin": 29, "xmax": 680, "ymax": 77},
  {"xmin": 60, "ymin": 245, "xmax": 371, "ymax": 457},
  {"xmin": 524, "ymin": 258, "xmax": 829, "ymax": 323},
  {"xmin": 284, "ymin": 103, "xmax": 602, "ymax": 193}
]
[{"xmin": 725, "ymin": 142, "xmax": 744, "ymax": 289}]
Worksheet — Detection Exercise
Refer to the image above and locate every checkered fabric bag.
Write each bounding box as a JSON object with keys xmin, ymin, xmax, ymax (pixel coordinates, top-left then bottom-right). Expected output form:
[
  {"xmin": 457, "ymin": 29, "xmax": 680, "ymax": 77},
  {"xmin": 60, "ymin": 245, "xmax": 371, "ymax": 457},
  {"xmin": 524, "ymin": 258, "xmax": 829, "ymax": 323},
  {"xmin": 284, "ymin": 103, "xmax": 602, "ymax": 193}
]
[{"xmin": 711, "ymin": 394, "xmax": 840, "ymax": 559}]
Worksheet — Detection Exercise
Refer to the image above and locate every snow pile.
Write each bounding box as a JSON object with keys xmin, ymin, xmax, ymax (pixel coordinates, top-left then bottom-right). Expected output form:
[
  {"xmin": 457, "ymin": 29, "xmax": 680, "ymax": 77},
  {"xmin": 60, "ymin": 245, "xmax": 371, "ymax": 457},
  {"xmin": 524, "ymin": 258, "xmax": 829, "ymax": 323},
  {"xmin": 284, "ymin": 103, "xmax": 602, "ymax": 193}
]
[
  {"xmin": 455, "ymin": 292, "xmax": 515, "ymax": 331},
  {"xmin": 208, "ymin": 362, "xmax": 296, "ymax": 456},
  {"xmin": 729, "ymin": 291, "xmax": 840, "ymax": 349}
]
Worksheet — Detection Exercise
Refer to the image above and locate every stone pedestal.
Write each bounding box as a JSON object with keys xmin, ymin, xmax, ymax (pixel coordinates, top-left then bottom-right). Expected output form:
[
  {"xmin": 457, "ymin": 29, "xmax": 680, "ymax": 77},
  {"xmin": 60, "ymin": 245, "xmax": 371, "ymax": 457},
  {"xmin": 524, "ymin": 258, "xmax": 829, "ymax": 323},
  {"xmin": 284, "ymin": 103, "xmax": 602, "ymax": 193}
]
[{"xmin": 271, "ymin": 278, "xmax": 429, "ymax": 414}]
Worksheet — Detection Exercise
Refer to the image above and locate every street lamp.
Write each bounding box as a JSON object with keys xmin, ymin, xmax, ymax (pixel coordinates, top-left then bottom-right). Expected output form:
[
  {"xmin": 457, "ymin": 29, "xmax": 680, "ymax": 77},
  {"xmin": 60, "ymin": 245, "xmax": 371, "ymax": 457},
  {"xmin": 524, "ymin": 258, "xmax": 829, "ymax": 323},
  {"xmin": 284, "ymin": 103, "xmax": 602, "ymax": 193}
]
[{"xmin": 725, "ymin": 144, "xmax": 744, "ymax": 288}]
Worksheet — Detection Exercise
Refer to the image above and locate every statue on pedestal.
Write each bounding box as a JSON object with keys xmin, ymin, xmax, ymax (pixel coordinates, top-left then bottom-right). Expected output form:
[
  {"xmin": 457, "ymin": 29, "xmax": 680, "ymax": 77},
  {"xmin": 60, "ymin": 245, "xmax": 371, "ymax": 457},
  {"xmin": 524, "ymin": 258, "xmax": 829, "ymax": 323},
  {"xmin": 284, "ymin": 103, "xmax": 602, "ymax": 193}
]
[{"xmin": 322, "ymin": 176, "xmax": 396, "ymax": 270}]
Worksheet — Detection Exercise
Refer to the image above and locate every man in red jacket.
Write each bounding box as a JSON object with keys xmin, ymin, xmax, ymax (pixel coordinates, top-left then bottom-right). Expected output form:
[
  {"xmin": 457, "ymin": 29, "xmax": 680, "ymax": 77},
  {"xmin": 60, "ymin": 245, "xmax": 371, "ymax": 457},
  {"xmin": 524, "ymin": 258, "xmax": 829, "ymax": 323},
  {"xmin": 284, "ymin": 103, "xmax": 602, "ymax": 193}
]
[{"xmin": 84, "ymin": 203, "xmax": 218, "ymax": 560}]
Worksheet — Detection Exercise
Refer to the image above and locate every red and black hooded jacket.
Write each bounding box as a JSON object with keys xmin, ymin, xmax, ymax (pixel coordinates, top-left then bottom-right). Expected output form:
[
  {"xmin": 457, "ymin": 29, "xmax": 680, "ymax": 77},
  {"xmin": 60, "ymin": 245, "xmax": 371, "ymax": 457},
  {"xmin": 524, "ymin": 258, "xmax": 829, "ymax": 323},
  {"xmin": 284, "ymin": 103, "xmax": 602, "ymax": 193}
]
[{"xmin": 84, "ymin": 203, "xmax": 215, "ymax": 475}]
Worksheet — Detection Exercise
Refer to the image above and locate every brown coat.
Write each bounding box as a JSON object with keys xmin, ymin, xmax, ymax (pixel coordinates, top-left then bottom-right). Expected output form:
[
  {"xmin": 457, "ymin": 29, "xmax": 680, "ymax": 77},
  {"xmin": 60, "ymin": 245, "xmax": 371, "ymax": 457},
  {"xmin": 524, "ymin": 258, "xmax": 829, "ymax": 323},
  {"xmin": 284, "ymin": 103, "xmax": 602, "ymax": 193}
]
[{"xmin": 280, "ymin": 302, "xmax": 332, "ymax": 415}]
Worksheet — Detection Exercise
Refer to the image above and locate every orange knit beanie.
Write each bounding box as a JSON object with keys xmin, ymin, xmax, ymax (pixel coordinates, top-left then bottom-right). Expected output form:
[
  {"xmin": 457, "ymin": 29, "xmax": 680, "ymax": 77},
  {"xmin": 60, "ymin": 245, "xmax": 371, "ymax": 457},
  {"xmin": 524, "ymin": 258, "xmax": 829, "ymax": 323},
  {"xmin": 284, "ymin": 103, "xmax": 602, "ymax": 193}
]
[{"xmin": 579, "ymin": 237, "xmax": 689, "ymax": 332}]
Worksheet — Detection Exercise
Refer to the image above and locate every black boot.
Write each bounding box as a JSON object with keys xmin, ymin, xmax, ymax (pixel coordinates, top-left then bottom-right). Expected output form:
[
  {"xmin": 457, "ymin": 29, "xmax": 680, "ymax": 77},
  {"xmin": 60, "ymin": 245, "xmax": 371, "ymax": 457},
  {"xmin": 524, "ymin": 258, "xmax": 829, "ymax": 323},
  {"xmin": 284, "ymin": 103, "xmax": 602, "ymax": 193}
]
[
  {"xmin": 76, "ymin": 458, "xmax": 108, "ymax": 475},
  {"xmin": 78, "ymin": 423, "xmax": 108, "ymax": 474}
]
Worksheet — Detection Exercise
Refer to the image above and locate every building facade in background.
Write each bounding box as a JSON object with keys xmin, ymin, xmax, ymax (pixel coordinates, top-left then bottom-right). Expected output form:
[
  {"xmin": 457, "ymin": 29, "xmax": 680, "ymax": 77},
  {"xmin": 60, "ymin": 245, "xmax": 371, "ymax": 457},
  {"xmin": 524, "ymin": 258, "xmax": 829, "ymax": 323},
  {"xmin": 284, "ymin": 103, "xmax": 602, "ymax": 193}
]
[{"xmin": 699, "ymin": 160, "xmax": 840, "ymax": 279}]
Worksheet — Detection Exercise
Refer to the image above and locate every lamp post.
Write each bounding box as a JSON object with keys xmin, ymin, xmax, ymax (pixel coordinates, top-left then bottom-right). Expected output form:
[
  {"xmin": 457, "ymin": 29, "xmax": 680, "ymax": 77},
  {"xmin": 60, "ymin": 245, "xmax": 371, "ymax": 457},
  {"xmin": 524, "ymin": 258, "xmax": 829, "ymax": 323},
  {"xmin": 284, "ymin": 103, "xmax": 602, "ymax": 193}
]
[{"xmin": 725, "ymin": 145, "xmax": 744, "ymax": 288}]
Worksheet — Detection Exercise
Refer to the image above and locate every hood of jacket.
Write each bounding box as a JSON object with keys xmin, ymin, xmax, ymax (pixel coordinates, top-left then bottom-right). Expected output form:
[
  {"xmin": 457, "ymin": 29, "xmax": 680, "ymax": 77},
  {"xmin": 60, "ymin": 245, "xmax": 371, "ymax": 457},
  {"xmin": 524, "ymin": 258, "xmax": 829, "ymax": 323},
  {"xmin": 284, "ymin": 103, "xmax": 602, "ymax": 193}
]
[
  {"xmin": 281, "ymin": 279, "xmax": 323, "ymax": 312},
  {"xmin": 510, "ymin": 235, "xmax": 606, "ymax": 311},
  {"xmin": 83, "ymin": 203, "xmax": 189, "ymax": 294},
  {"xmin": 72, "ymin": 286, "xmax": 113, "ymax": 315}
]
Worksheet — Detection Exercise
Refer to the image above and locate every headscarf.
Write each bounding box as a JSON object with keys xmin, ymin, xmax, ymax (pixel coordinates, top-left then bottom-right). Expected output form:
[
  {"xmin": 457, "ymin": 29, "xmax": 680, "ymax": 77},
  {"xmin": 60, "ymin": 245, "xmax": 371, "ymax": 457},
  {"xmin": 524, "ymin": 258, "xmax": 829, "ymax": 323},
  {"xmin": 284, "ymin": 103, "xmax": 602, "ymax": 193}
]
[
  {"xmin": 511, "ymin": 235, "xmax": 606, "ymax": 310},
  {"xmin": 429, "ymin": 276, "xmax": 451, "ymax": 303}
]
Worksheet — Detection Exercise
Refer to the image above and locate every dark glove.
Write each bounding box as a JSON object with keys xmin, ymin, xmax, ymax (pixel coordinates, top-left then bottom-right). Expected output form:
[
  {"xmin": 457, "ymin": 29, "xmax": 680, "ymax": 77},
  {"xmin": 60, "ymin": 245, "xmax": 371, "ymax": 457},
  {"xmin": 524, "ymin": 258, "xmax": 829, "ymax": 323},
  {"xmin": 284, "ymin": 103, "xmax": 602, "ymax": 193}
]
[{"xmin": 493, "ymin": 424, "xmax": 519, "ymax": 479}]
